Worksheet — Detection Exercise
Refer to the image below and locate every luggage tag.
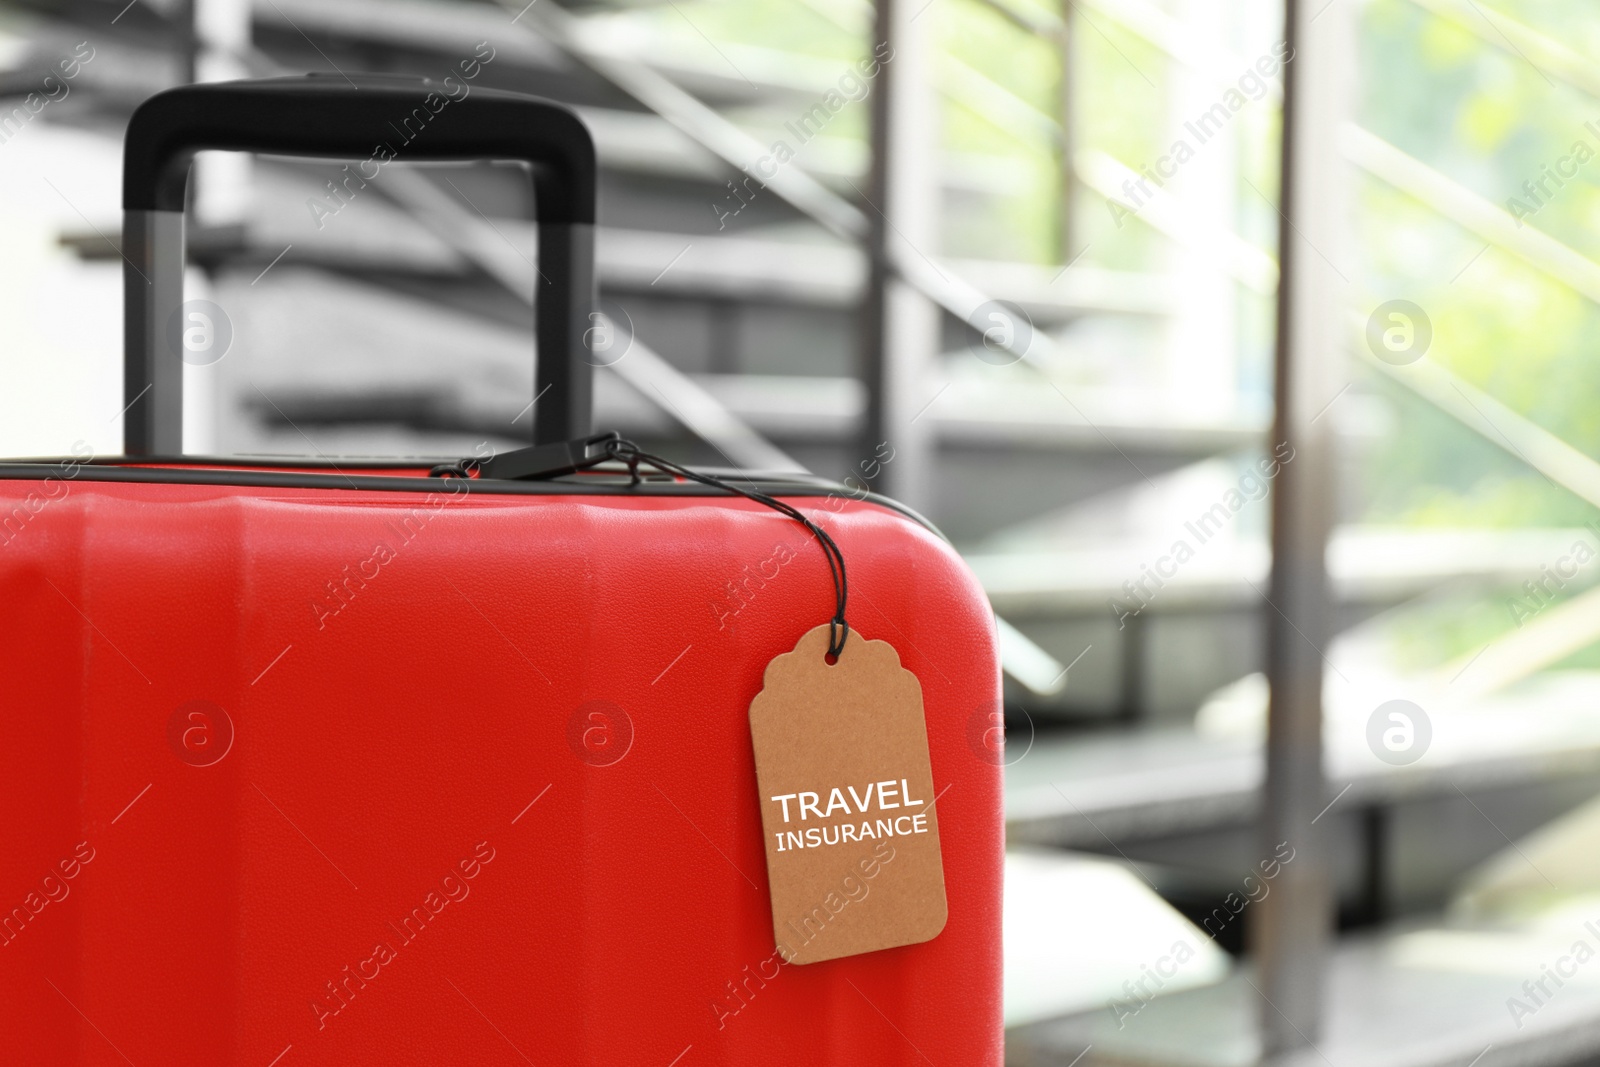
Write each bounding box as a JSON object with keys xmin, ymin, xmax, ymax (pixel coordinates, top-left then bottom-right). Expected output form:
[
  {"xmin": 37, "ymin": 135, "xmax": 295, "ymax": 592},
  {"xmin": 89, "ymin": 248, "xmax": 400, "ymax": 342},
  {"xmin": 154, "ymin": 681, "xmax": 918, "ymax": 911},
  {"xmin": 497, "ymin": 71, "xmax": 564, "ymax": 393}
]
[
  {"xmin": 749, "ymin": 623, "xmax": 947, "ymax": 964},
  {"xmin": 475, "ymin": 438, "xmax": 949, "ymax": 963}
]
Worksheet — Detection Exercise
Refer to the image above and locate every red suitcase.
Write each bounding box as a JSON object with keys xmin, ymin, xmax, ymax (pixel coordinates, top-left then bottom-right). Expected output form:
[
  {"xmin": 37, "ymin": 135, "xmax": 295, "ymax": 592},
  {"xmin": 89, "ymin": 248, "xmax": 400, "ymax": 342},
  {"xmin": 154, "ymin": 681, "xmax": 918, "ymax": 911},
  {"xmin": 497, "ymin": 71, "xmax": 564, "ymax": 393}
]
[{"xmin": 0, "ymin": 78, "xmax": 1002, "ymax": 1065}]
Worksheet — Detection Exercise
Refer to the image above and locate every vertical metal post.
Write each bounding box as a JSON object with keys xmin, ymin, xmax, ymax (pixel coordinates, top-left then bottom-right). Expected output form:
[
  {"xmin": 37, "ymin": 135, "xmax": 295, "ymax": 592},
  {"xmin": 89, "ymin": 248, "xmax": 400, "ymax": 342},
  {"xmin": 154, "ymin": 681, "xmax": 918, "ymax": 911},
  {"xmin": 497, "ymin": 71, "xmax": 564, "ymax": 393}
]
[
  {"xmin": 1361, "ymin": 806, "xmax": 1389, "ymax": 924},
  {"xmin": 861, "ymin": 0, "xmax": 938, "ymax": 509},
  {"xmin": 1117, "ymin": 612, "xmax": 1143, "ymax": 724},
  {"xmin": 1055, "ymin": 2, "xmax": 1075, "ymax": 263},
  {"xmin": 1253, "ymin": 0, "xmax": 1352, "ymax": 1057}
]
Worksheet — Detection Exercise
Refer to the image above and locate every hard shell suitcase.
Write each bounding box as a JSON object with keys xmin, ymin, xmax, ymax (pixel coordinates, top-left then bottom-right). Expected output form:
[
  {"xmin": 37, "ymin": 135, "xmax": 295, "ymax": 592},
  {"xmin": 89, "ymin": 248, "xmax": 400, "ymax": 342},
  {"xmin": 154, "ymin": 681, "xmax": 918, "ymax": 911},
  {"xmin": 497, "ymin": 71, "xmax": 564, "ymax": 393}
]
[{"xmin": 0, "ymin": 77, "xmax": 1003, "ymax": 1065}]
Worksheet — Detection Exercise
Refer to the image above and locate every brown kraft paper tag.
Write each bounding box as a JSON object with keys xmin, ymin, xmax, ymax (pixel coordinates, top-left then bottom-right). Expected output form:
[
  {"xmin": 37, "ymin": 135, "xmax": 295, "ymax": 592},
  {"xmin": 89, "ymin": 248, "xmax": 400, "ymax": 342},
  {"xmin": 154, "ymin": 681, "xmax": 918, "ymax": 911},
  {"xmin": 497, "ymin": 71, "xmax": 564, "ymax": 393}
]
[{"xmin": 748, "ymin": 623, "xmax": 947, "ymax": 965}]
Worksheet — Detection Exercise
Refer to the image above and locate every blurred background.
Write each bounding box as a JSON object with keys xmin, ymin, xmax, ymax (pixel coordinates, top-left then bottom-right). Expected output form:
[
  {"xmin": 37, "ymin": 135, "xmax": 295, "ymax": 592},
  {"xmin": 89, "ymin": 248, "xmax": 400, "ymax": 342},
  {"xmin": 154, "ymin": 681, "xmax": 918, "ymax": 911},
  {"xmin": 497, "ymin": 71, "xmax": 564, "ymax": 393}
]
[{"xmin": 4, "ymin": 0, "xmax": 1600, "ymax": 1062}]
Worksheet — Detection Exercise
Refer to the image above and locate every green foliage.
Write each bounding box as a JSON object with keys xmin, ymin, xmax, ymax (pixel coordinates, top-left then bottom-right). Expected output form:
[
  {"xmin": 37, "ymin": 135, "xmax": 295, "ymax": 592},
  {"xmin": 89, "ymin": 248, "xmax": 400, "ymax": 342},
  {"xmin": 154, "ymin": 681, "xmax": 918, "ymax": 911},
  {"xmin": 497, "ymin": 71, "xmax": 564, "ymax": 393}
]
[
  {"xmin": 1381, "ymin": 586, "xmax": 1525, "ymax": 672},
  {"xmin": 1359, "ymin": 0, "xmax": 1600, "ymax": 530}
]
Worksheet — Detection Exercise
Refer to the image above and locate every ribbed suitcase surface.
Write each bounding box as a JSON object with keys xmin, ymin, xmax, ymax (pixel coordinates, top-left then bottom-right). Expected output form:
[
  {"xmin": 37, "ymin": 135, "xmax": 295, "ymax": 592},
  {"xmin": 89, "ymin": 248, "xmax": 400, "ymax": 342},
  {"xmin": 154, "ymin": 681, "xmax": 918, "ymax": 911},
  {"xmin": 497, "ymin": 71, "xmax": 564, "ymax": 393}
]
[{"xmin": 0, "ymin": 474, "xmax": 1002, "ymax": 1064}]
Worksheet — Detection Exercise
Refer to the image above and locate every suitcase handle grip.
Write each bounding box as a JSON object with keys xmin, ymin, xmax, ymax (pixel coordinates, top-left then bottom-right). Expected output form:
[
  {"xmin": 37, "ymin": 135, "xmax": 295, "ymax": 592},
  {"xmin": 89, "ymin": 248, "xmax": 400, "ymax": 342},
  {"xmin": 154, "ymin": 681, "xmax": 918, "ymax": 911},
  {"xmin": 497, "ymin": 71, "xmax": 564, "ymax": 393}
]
[{"xmin": 120, "ymin": 75, "xmax": 597, "ymax": 456}]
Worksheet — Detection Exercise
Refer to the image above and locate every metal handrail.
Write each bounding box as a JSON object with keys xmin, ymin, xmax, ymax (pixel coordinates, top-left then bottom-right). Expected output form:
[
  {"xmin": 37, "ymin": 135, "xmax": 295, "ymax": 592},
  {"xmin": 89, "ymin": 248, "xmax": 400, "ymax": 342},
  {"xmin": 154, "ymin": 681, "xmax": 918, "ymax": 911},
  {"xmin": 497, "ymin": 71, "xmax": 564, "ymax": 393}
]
[
  {"xmin": 1361, "ymin": 334, "xmax": 1600, "ymax": 699},
  {"xmin": 495, "ymin": 0, "xmax": 1072, "ymax": 372},
  {"xmin": 1344, "ymin": 125, "xmax": 1600, "ymax": 306}
]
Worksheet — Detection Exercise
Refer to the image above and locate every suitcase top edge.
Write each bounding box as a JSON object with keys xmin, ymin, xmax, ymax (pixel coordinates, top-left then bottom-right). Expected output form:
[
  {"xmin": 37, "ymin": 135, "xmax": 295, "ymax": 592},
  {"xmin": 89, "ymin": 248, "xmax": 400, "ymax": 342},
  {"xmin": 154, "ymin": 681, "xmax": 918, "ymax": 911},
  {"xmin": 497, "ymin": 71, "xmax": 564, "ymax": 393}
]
[{"xmin": 0, "ymin": 457, "xmax": 946, "ymax": 540}]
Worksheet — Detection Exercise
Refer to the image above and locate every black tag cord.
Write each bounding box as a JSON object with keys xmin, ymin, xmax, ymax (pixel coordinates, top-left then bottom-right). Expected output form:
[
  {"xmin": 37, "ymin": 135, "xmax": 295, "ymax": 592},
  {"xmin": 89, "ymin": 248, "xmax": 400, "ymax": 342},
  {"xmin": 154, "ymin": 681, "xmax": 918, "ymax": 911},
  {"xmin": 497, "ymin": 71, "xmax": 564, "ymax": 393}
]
[{"xmin": 604, "ymin": 439, "xmax": 851, "ymax": 657}]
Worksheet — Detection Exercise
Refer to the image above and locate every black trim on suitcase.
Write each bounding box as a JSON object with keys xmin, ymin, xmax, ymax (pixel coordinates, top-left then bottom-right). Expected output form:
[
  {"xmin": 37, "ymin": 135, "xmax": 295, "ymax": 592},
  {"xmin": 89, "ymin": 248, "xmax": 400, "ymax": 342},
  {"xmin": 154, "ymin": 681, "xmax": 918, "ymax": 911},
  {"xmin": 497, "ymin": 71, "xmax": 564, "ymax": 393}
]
[{"xmin": 0, "ymin": 461, "xmax": 945, "ymax": 538}]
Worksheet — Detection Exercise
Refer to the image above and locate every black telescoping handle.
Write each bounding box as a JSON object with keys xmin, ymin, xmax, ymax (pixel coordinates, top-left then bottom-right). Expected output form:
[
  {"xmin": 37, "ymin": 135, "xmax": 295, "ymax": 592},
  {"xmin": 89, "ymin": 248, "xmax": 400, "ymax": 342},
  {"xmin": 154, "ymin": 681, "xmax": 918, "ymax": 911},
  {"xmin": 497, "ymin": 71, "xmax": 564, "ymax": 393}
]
[{"xmin": 121, "ymin": 75, "xmax": 598, "ymax": 456}]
